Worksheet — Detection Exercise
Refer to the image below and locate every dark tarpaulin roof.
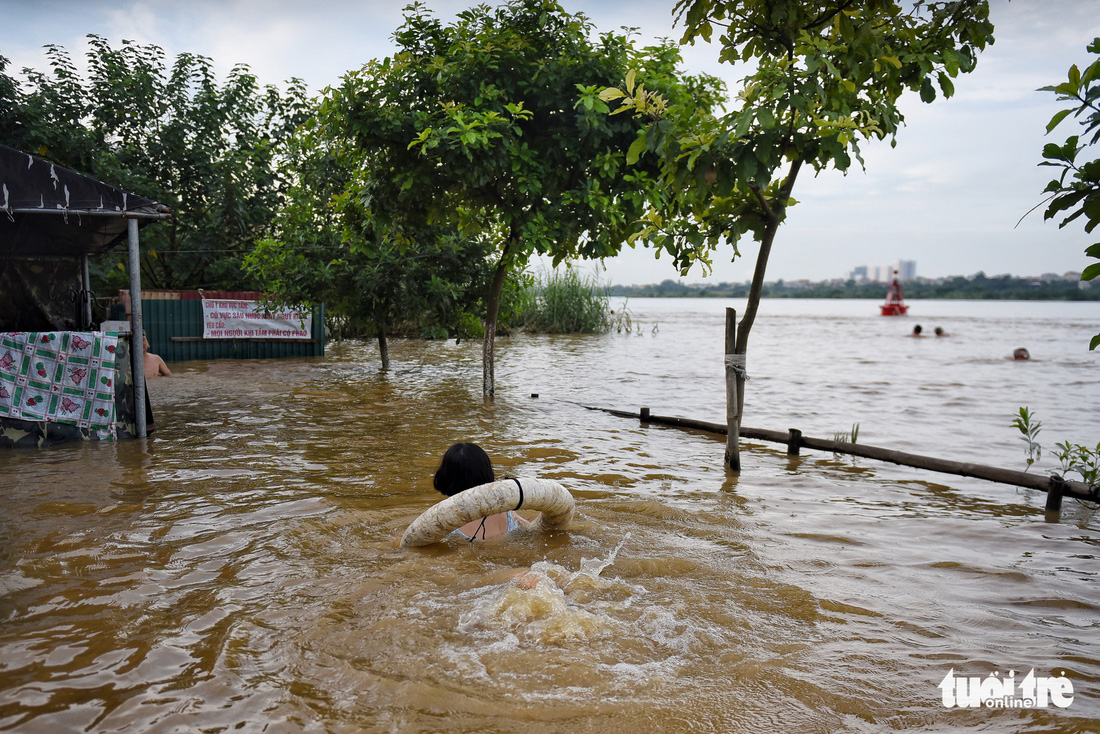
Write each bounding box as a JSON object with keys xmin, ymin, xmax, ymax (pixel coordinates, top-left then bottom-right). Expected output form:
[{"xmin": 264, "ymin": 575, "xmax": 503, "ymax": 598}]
[{"xmin": 0, "ymin": 144, "xmax": 170, "ymax": 259}]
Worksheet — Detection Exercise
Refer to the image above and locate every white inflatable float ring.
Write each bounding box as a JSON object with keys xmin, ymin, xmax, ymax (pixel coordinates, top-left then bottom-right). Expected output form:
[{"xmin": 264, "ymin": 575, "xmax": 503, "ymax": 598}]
[{"xmin": 401, "ymin": 477, "xmax": 574, "ymax": 547}]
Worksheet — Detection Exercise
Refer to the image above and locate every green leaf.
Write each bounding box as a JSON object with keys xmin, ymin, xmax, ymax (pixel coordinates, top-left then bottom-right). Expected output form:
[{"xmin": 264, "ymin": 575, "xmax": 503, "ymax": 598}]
[
  {"xmin": 734, "ymin": 110, "xmax": 752, "ymax": 138},
  {"xmin": 1046, "ymin": 109, "xmax": 1073, "ymax": 133},
  {"xmin": 919, "ymin": 78, "xmax": 936, "ymax": 103},
  {"xmin": 1091, "ymin": 333, "xmax": 1100, "ymax": 351},
  {"xmin": 1082, "ymin": 262, "xmax": 1100, "ymax": 281},
  {"xmin": 626, "ymin": 132, "xmax": 648, "ymax": 165},
  {"xmin": 941, "ymin": 48, "xmax": 959, "ymax": 77},
  {"xmin": 938, "ymin": 72, "xmax": 955, "ymax": 98},
  {"xmin": 1042, "ymin": 142, "xmax": 1069, "ymax": 161}
]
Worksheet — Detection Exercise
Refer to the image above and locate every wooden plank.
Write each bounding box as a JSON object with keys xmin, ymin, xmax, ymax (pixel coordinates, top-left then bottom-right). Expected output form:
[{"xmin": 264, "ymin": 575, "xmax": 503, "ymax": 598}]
[{"xmin": 585, "ymin": 405, "xmax": 1098, "ymax": 503}]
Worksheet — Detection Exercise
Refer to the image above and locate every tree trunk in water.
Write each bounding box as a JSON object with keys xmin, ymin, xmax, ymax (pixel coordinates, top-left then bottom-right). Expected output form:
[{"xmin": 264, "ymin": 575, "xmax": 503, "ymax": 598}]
[
  {"xmin": 724, "ymin": 308, "xmax": 742, "ymax": 470},
  {"xmin": 726, "ymin": 160, "xmax": 803, "ymax": 471},
  {"xmin": 377, "ymin": 325, "xmax": 390, "ymax": 370},
  {"xmin": 482, "ymin": 253, "xmax": 511, "ymax": 398}
]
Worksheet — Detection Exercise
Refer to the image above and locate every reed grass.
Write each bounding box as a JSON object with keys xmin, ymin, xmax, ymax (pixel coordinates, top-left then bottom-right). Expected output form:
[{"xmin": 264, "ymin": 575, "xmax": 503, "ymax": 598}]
[{"xmin": 515, "ymin": 267, "xmax": 612, "ymax": 334}]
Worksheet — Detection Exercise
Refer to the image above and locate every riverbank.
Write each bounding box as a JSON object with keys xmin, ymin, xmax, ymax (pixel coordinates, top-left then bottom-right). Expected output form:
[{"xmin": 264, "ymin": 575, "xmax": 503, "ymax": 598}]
[{"xmin": 609, "ymin": 273, "xmax": 1097, "ymax": 300}]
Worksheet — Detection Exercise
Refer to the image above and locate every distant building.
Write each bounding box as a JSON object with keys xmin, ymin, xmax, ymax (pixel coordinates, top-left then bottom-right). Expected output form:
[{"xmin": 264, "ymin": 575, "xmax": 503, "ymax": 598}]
[
  {"xmin": 849, "ymin": 260, "xmax": 916, "ymax": 282},
  {"xmin": 893, "ymin": 260, "xmax": 917, "ymax": 281}
]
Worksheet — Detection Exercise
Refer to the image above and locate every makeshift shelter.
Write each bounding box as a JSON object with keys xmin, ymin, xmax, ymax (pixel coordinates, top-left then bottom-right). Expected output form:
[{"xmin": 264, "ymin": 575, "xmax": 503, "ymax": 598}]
[{"xmin": 0, "ymin": 144, "xmax": 171, "ymax": 446}]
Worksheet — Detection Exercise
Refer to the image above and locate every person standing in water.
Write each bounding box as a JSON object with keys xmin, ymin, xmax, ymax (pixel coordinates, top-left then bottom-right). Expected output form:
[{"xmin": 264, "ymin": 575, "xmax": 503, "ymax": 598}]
[
  {"xmin": 434, "ymin": 442, "xmax": 530, "ymax": 541},
  {"xmin": 143, "ymin": 333, "xmax": 172, "ymax": 377}
]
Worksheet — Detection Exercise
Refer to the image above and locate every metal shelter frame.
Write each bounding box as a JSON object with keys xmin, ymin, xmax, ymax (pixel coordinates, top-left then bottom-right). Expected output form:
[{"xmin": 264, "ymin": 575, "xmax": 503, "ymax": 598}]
[{"xmin": 1, "ymin": 146, "xmax": 172, "ymax": 438}]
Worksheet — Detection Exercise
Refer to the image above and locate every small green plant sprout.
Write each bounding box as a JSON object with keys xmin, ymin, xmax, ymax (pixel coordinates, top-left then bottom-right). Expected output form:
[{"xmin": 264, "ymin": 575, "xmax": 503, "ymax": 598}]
[
  {"xmin": 1053, "ymin": 440, "xmax": 1100, "ymax": 487},
  {"xmin": 832, "ymin": 423, "xmax": 860, "ymax": 455},
  {"xmin": 1012, "ymin": 407, "xmax": 1043, "ymax": 471}
]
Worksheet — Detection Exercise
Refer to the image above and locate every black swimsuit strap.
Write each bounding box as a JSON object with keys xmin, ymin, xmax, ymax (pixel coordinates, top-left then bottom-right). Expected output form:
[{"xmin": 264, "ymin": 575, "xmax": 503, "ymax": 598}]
[
  {"xmin": 509, "ymin": 477, "xmax": 523, "ymax": 511},
  {"xmin": 470, "ymin": 516, "xmax": 487, "ymax": 543}
]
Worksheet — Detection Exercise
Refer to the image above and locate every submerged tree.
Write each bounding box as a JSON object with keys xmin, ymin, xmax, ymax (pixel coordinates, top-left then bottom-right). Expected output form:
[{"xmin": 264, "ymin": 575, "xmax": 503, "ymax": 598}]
[
  {"xmin": 1039, "ymin": 37, "xmax": 1100, "ymax": 350},
  {"xmin": 325, "ymin": 0, "xmax": 722, "ymax": 396},
  {"xmin": 3, "ymin": 35, "xmax": 310, "ymax": 292},
  {"xmin": 605, "ymin": 0, "xmax": 995, "ymax": 469}
]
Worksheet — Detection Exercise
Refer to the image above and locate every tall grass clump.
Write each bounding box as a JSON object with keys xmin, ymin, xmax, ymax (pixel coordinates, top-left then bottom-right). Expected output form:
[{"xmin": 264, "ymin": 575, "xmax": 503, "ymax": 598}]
[{"xmin": 516, "ymin": 268, "xmax": 612, "ymax": 333}]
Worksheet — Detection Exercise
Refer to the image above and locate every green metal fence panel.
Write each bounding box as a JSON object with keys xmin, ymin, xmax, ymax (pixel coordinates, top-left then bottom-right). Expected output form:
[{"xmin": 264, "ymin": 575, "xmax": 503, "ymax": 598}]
[{"xmin": 142, "ymin": 300, "xmax": 324, "ymax": 362}]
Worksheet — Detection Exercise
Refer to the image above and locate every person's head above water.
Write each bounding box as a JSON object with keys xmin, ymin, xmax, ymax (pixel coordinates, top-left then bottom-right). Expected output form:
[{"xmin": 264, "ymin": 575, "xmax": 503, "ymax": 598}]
[{"xmin": 433, "ymin": 442, "xmax": 495, "ymax": 496}]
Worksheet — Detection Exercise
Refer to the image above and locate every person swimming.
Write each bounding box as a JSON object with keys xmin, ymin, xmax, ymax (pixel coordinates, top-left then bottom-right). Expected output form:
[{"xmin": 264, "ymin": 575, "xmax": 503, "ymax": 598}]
[{"xmin": 433, "ymin": 442, "xmax": 529, "ymax": 541}]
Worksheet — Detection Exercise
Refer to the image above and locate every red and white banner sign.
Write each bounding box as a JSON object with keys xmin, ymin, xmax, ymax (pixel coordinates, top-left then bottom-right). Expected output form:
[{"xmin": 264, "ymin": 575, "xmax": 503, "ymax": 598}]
[{"xmin": 201, "ymin": 299, "xmax": 311, "ymax": 340}]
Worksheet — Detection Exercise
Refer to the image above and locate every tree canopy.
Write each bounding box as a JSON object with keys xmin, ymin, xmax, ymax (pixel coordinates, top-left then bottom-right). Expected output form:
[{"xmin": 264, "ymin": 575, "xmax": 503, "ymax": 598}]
[
  {"xmin": 244, "ymin": 118, "xmax": 495, "ymax": 368},
  {"xmin": 320, "ymin": 0, "xmax": 723, "ymax": 395},
  {"xmin": 1039, "ymin": 36, "xmax": 1100, "ymax": 349},
  {"xmin": 1, "ymin": 35, "xmax": 310, "ymax": 292},
  {"xmin": 604, "ymin": 0, "xmax": 995, "ymax": 468}
]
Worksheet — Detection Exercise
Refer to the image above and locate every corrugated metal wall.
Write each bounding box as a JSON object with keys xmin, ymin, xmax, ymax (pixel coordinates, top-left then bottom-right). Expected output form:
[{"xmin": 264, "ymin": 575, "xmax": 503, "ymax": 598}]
[{"xmin": 142, "ymin": 300, "xmax": 325, "ymax": 362}]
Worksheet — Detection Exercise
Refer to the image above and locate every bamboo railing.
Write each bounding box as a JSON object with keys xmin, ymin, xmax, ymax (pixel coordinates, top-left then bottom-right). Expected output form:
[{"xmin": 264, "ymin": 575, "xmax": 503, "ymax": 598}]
[{"xmin": 584, "ymin": 405, "xmax": 1099, "ymax": 511}]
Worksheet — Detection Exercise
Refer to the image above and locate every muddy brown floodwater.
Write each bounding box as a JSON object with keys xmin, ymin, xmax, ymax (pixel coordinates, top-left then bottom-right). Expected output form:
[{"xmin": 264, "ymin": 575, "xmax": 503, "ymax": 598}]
[{"xmin": 1, "ymin": 299, "xmax": 1097, "ymax": 732}]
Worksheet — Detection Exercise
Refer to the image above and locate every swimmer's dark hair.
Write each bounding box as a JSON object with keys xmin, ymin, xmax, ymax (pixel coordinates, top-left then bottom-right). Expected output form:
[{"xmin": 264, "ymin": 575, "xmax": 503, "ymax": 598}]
[{"xmin": 434, "ymin": 442, "xmax": 495, "ymax": 496}]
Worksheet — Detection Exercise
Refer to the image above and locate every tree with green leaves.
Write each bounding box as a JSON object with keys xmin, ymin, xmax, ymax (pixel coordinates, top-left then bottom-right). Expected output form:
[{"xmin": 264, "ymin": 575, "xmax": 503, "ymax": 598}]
[
  {"xmin": 245, "ymin": 118, "xmax": 495, "ymax": 368},
  {"xmin": 326, "ymin": 0, "xmax": 722, "ymax": 396},
  {"xmin": 605, "ymin": 0, "xmax": 995, "ymax": 469},
  {"xmin": 1039, "ymin": 37, "xmax": 1100, "ymax": 350},
  {"xmin": 3, "ymin": 35, "xmax": 310, "ymax": 292}
]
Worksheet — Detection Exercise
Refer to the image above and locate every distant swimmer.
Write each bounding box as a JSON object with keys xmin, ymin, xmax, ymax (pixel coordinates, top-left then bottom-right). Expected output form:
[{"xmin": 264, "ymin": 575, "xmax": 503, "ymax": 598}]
[
  {"xmin": 934, "ymin": 326, "xmax": 949, "ymax": 337},
  {"xmin": 1013, "ymin": 347, "xmax": 1030, "ymax": 361},
  {"xmin": 910, "ymin": 324, "xmax": 924, "ymax": 337}
]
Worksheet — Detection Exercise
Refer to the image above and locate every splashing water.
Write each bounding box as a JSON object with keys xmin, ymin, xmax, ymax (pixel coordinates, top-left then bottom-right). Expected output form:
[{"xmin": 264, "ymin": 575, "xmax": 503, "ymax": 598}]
[{"xmin": 459, "ymin": 535, "xmax": 633, "ymax": 647}]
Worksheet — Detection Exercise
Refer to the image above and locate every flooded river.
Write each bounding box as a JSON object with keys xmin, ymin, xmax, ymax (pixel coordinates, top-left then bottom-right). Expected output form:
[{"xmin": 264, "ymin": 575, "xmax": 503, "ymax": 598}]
[{"xmin": 1, "ymin": 298, "xmax": 1097, "ymax": 732}]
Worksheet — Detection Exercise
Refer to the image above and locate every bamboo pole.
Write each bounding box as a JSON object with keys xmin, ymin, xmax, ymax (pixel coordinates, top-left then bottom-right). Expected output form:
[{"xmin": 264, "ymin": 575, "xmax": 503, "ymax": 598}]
[{"xmin": 581, "ymin": 405, "xmax": 1098, "ymax": 504}]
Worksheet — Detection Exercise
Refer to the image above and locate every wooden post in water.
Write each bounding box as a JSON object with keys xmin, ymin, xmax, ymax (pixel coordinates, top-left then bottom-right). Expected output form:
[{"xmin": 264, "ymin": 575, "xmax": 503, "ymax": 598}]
[
  {"xmin": 724, "ymin": 308, "xmax": 741, "ymax": 471},
  {"xmin": 787, "ymin": 428, "xmax": 802, "ymax": 456},
  {"xmin": 1045, "ymin": 474, "xmax": 1065, "ymax": 517}
]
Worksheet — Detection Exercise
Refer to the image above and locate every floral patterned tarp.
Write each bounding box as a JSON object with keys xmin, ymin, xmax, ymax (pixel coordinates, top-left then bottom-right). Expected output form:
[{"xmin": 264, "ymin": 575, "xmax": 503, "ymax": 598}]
[{"xmin": 0, "ymin": 332, "xmax": 119, "ymax": 439}]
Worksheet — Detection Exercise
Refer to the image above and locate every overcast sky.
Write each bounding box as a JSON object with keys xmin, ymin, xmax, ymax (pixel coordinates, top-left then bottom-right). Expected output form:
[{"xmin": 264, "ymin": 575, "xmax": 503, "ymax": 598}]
[{"xmin": 2, "ymin": 0, "xmax": 1098, "ymax": 285}]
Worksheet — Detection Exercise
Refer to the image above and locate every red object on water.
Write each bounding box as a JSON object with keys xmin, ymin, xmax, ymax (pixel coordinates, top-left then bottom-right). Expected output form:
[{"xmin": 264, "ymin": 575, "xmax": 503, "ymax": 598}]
[{"xmin": 880, "ymin": 270, "xmax": 909, "ymax": 316}]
